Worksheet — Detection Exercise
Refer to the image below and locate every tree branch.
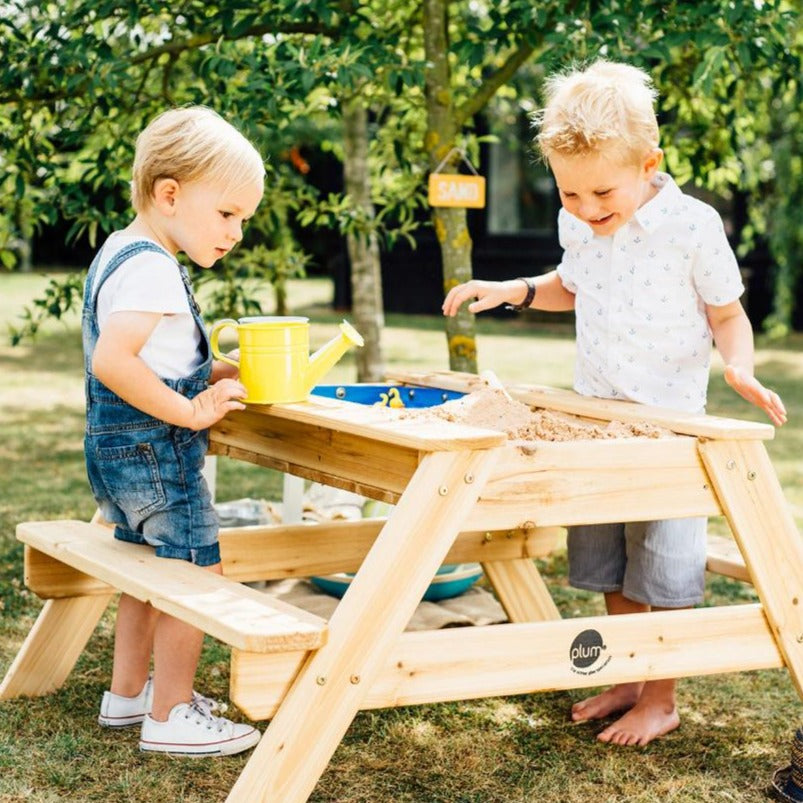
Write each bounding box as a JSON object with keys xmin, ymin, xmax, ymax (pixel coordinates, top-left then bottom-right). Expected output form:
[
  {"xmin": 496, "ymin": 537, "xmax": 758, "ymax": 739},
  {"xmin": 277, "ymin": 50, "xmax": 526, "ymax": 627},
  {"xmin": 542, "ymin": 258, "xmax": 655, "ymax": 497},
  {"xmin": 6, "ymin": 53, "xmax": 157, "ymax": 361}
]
[
  {"xmin": 129, "ymin": 22, "xmax": 338, "ymax": 66},
  {"xmin": 0, "ymin": 21, "xmax": 339, "ymax": 105},
  {"xmin": 454, "ymin": 40, "xmax": 535, "ymax": 128}
]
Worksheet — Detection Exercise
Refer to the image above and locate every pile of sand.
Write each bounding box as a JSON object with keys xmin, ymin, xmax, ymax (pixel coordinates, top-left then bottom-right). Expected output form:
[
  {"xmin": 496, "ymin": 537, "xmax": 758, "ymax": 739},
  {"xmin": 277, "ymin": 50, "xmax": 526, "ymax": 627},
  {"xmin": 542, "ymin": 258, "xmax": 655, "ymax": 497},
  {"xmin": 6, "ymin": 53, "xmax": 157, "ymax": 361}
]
[{"xmin": 399, "ymin": 388, "xmax": 669, "ymax": 442}]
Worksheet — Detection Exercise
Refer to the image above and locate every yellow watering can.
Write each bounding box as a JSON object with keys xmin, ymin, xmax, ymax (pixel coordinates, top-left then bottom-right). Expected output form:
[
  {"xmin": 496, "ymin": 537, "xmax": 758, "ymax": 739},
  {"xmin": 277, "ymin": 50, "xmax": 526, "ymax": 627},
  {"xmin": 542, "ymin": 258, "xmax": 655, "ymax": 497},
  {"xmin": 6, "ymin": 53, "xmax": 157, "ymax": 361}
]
[{"xmin": 209, "ymin": 316, "xmax": 364, "ymax": 404}]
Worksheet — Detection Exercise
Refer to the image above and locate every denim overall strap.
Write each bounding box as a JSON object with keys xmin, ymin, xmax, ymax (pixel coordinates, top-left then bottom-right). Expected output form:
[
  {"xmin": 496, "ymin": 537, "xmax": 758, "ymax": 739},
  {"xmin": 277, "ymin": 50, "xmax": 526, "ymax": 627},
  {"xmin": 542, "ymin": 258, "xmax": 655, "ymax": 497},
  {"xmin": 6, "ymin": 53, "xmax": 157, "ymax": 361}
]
[{"xmin": 174, "ymin": 261, "xmax": 211, "ymax": 372}]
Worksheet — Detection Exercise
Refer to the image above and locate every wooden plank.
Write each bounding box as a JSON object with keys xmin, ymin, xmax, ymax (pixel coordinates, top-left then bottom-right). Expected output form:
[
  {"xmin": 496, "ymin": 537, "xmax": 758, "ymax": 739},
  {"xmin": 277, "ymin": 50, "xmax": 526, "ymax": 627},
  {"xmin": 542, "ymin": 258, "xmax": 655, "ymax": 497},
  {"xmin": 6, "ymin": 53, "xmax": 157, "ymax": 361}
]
[
  {"xmin": 209, "ymin": 410, "xmax": 420, "ymax": 499},
  {"xmin": 470, "ymin": 438, "xmax": 721, "ymax": 530},
  {"xmin": 229, "ymin": 648, "xmax": 308, "ymax": 720},
  {"xmin": 16, "ymin": 521, "xmax": 327, "ymax": 654},
  {"xmin": 214, "ymin": 397, "xmax": 506, "ymax": 453},
  {"xmin": 482, "ymin": 558, "xmax": 560, "ymax": 622},
  {"xmin": 218, "ymin": 518, "xmax": 562, "ymax": 582},
  {"xmin": 366, "ymin": 604, "xmax": 783, "ymax": 707},
  {"xmin": 0, "ymin": 594, "xmax": 114, "ymax": 699},
  {"xmin": 226, "ymin": 447, "xmax": 503, "ymax": 803},
  {"xmin": 386, "ymin": 369, "xmax": 775, "ymax": 441},
  {"xmin": 25, "ymin": 545, "xmax": 113, "ymax": 598},
  {"xmin": 706, "ymin": 534, "xmax": 750, "ymax": 583},
  {"xmin": 698, "ymin": 440, "xmax": 803, "ymax": 698},
  {"xmin": 230, "ymin": 604, "xmax": 782, "ymax": 719},
  {"xmin": 208, "ymin": 442, "xmax": 404, "ymax": 505}
]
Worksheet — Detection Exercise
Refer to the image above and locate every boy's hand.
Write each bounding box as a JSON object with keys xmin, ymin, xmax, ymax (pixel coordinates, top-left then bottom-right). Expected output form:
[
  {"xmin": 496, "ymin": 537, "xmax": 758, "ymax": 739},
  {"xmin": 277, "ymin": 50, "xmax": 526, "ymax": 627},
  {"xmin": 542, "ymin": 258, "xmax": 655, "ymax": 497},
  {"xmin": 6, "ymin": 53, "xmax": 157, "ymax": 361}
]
[
  {"xmin": 442, "ymin": 279, "xmax": 523, "ymax": 317},
  {"xmin": 187, "ymin": 378, "xmax": 247, "ymax": 430},
  {"xmin": 724, "ymin": 365, "xmax": 787, "ymax": 427}
]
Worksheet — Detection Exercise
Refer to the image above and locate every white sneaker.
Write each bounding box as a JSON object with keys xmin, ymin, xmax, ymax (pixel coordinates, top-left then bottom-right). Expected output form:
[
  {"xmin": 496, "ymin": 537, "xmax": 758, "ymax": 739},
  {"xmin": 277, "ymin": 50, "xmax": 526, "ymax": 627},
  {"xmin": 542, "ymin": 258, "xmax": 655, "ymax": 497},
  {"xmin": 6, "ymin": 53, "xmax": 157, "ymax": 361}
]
[
  {"xmin": 139, "ymin": 700, "xmax": 260, "ymax": 756},
  {"xmin": 98, "ymin": 677, "xmax": 228, "ymax": 728},
  {"xmin": 98, "ymin": 678, "xmax": 153, "ymax": 728}
]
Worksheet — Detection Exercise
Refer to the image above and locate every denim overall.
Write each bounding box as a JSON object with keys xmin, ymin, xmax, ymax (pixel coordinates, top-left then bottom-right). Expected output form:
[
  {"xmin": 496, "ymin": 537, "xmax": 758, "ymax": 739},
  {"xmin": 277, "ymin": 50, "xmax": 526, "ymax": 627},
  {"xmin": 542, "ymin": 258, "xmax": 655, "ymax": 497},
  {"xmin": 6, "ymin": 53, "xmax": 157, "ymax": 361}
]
[{"xmin": 82, "ymin": 240, "xmax": 220, "ymax": 566}]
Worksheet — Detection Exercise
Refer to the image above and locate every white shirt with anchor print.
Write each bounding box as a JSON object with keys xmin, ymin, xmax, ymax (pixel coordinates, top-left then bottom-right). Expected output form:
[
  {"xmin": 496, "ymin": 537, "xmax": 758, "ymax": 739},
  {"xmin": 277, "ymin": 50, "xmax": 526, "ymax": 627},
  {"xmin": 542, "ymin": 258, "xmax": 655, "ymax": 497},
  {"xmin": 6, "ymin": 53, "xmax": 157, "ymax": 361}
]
[{"xmin": 556, "ymin": 172, "xmax": 744, "ymax": 414}]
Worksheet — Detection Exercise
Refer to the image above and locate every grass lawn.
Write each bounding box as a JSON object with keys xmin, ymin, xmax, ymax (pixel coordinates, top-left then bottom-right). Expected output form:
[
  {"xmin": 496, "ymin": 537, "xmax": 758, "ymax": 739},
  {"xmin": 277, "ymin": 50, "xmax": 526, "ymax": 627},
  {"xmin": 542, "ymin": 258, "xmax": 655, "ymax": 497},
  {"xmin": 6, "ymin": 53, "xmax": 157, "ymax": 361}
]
[{"xmin": 1, "ymin": 270, "xmax": 802, "ymax": 802}]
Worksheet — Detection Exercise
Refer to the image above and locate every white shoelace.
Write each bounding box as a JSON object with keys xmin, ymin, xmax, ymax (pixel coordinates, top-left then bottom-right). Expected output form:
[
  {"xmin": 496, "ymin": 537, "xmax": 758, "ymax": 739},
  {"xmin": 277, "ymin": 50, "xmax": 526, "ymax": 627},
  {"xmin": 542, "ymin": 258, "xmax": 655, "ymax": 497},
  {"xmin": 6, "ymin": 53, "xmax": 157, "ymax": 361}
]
[
  {"xmin": 191, "ymin": 690, "xmax": 228, "ymax": 715},
  {"xmin": 183, "ymin": 700, "xmax": 231, "ymax": 733}
]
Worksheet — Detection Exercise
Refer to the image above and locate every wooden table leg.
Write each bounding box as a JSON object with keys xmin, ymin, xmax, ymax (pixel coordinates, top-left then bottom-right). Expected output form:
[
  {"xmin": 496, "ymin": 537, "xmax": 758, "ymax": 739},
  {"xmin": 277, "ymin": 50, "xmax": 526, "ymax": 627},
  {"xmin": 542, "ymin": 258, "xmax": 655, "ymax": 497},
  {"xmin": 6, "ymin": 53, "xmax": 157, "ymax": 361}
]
[
  {"xmin": 0, "ymin": 594, "xmax": 114, "ymax": 699},
  {"xmin": 227, "ymin": 447, "xmax": 502, "ymax": 803},
  {"xmin": 482, "ymin": 558, "xmax": 560, "ymax": 621},
  {"xmin": 699, "ymin": 439, "xmax": 803, "ymax": 697}
]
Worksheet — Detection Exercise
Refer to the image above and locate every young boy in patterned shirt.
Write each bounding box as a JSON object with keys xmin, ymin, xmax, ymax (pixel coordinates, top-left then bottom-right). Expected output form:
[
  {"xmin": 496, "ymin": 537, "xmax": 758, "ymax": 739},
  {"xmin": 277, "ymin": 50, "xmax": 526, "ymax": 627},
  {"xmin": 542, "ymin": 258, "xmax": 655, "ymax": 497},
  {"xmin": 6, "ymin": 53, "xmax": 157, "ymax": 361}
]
[{"xmin": 442, "ymin": 60, "xmax": 786, "ymax": 746}]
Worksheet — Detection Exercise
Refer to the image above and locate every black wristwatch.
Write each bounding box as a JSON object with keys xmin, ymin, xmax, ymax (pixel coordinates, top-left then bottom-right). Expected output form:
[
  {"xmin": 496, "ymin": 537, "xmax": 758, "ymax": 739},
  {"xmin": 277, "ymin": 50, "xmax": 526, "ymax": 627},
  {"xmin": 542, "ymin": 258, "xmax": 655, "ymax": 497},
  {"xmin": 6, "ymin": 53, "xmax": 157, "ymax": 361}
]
[{"xmin": 505, "ymin": 277, "xmax": 536, "ymax": 312}]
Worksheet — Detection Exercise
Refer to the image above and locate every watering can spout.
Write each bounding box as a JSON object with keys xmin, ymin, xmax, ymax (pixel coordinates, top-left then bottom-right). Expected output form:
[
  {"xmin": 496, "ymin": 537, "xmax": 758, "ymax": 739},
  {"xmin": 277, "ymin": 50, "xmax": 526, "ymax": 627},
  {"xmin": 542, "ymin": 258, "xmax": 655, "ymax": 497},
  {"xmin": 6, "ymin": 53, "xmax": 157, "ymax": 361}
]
[{"xmin": 306, "ymin": 320, "xmax": 364, "ymax": 392}]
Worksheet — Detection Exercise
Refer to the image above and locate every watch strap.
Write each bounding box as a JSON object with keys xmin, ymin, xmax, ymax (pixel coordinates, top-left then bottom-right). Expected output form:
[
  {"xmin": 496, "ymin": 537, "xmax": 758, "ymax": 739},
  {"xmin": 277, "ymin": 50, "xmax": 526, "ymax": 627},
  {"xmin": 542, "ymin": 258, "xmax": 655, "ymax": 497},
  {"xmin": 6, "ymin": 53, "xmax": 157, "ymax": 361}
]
[{"xmin": 505, "ymin": 276, "xmax": 536, "ymax": 312}]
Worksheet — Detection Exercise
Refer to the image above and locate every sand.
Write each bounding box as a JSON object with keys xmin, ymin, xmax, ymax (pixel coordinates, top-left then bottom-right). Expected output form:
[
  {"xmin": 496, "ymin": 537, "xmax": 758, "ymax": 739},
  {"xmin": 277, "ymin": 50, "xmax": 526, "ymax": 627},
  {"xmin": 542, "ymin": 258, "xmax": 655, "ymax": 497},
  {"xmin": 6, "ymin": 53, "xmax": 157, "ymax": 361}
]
[{"xmin": 398, "ymin": 388, "xmax": 670, "ymax": 442}]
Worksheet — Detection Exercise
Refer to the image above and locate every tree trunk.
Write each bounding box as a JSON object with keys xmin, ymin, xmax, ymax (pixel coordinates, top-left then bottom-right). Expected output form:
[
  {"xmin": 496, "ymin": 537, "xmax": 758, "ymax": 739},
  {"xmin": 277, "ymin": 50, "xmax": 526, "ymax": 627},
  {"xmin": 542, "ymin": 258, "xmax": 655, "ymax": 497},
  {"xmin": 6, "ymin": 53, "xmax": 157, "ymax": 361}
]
[
  {"xmin": 15, "ymin": 235, "xmax": 32, "ymax": 273},
  {"xmin": 274, "ymin": 277, "xmax": 288, "ymax": 316},
  {"xmin": 342, "ymin": 95, "xmax": 385, "ymax": 382},
  {"xmin": 423, "ymin": 0, "xmax": 478, "ymax": 374},
  {"xmin": 13, "ymin": 201, "xmax": 32, "ymax": 273}
]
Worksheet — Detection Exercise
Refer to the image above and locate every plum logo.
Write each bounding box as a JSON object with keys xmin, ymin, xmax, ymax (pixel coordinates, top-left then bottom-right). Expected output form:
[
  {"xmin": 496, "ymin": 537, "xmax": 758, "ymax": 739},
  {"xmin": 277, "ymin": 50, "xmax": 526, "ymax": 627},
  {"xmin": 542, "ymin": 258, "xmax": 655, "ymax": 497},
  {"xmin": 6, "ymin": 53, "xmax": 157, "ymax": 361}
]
[{"xmin": 569, "ymin": 629, "xmax": 611, "ymax": 675}]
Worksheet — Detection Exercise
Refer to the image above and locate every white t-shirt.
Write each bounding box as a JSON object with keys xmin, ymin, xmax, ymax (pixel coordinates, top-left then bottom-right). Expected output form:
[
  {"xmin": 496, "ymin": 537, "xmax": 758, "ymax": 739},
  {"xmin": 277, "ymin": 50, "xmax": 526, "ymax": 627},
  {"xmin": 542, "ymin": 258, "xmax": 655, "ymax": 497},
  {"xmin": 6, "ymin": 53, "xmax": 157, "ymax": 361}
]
[
  {"xmin": 92, "ymin": 233, "xmax": 203, "ymax": 379},
  {"xmin": 556, "ymin": 172, "xmax": 744, "ymax": 413}
]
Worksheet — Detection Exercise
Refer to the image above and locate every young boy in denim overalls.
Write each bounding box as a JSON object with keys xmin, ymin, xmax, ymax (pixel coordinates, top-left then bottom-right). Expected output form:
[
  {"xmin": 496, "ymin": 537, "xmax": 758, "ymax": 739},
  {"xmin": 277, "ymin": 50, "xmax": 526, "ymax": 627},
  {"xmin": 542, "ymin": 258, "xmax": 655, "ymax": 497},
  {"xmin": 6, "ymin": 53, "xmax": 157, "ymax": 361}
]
[
  {"xmin": 83, "ymin": 106, "xmax": 264, "ymax": 755},
  {"xmin": 443, "ymin": 60, "xmax": 786, "ymax": 747}
]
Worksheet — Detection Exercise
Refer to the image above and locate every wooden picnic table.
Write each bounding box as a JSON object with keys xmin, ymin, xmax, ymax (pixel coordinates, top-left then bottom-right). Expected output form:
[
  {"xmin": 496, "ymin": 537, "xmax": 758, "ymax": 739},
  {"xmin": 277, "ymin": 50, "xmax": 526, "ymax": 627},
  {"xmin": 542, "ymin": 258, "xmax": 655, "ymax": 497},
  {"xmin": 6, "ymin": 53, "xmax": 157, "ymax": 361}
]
[{"xmin": 3, "ymin": 369, "xmax": 802, "ymax": 802}]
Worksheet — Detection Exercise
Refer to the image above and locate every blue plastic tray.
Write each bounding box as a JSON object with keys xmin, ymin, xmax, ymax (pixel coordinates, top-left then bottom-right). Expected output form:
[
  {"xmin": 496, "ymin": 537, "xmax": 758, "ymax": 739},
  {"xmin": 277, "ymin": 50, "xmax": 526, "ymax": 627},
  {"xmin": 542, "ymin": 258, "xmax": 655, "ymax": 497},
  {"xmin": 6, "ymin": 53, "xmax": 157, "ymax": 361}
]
[{"xmin": 312, "ymin": 384, "xmax": 464, "ymax": 408}]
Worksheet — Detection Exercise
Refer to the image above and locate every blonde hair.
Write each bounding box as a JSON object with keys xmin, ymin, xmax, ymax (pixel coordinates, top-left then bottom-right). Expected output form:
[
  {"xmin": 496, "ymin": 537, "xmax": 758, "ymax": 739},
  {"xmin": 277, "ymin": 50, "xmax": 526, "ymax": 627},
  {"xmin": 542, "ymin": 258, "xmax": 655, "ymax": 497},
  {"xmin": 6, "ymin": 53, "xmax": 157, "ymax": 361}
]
[
  {"xmin": 130, "ymin": 106, "xmax": 265, "ymax": 212},
  {"xmin": 534, "ymin": 60, "xmax": 659, "ymax": 166}
]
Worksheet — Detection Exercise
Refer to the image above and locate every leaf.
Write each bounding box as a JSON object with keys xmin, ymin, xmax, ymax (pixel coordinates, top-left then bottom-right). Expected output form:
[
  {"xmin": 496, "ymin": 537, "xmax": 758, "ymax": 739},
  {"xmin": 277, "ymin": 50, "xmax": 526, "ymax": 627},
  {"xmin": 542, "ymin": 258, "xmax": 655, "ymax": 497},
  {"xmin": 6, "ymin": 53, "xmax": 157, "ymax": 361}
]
[{"xmin": 230, "ymin": 12, "xmax": 259, "ymax": 38}]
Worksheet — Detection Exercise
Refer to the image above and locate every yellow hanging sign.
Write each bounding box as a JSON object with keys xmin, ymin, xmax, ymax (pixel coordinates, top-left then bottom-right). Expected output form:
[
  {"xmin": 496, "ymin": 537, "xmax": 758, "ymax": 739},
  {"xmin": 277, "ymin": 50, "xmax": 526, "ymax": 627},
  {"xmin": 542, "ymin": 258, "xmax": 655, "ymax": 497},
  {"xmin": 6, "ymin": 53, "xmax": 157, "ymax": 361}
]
[
  {"xmin": 428, "ymin": 148, "xmax": 486, "ymax": 209},
  {"xmin": 428, "ymin": 174, "xmax": 486, "ymax": 208}
]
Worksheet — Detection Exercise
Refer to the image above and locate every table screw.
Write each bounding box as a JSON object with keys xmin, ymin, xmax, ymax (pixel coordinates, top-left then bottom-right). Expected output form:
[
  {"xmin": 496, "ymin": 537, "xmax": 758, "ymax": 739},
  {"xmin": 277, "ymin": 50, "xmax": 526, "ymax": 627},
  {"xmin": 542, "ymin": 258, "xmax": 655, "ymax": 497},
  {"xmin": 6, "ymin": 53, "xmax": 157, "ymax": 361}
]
[
  {"xmin": 316, "ymin": 676, "xmax": 326, "ymax": 686},
  {"xmin": 726, "ymin": 459, "xmax": 736, "ymax": 470},
  {"xmin": 483, "ymin": 532, "xmax": 493, "ymax": 542},
  {"xmin": 438, "ymin": 485, "xmax": 449, "ymax": 496},
  {"xmin": 350, "ymin": 674, "xmax": 361, "ymax": 685},
  {"xmin": 464, "ymin": 472, "xmax": 474, "ymax": 484},
  {"xmin": 747, "ymin": 470, "xmax": 757, "ymax": 481}
]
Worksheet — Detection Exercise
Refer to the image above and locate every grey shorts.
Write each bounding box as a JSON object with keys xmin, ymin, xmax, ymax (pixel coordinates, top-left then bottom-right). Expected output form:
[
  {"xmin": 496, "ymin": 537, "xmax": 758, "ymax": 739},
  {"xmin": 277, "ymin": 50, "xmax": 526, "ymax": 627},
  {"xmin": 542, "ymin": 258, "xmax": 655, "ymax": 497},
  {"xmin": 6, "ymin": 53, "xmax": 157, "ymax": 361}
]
[{"xmin": 567, "ymin": 518, "xmax": 707, "ymax": 608}]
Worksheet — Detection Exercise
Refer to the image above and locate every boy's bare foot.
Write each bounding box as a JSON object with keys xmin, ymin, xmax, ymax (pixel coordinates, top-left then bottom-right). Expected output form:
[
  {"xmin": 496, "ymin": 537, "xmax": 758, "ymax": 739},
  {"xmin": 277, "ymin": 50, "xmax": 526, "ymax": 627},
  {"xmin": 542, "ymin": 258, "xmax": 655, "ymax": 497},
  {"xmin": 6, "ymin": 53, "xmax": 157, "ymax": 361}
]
[
  {"xmin": 596, "ymin": 696, "xmax": 680, "ymax": 746},
  {"xmin": 571, "ymin": 682, "xmax": 643, "ymax": 722}
]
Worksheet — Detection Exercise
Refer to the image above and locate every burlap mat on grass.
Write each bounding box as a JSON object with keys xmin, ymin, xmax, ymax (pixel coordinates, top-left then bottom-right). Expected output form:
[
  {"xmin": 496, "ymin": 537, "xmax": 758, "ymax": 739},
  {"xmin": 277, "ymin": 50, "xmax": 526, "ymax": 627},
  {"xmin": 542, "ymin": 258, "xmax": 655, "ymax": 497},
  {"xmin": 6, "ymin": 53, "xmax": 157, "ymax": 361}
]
[{"xmin": 262, "ymin": 578, "xmax": 507, "ymax": 630}]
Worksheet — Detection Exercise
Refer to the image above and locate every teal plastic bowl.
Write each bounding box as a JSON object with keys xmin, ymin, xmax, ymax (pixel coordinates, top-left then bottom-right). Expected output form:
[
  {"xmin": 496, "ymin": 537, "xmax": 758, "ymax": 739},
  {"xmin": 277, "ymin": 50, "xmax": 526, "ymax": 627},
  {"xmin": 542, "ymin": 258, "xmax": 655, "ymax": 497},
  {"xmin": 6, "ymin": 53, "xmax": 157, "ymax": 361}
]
[{"xmin": 311, "ymin": 563, "xmax": 483, "ymax": 602}]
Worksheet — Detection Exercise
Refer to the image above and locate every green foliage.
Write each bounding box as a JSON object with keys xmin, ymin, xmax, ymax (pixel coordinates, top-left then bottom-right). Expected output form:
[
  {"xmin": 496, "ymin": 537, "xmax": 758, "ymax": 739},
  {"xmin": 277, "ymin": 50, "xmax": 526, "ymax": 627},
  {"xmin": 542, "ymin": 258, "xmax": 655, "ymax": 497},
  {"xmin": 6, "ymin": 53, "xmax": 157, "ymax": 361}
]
[
  {"xmin": 0, "ymin": 0, "xmax": 436, "ymax": 339},
  {"xmin": 7, "ymin": 272, "xmax": 85, "ymax": 345},
  {"xmin": 199, "ymin": 241, "xmax": 311, "ymax": 321},
  {"xmin": 762, "ymin": 126, "xmax": 803, "ymax": 337},
  {"xmin": 0, "ymin": 0, "xmax": 800, "ymax": 337}
]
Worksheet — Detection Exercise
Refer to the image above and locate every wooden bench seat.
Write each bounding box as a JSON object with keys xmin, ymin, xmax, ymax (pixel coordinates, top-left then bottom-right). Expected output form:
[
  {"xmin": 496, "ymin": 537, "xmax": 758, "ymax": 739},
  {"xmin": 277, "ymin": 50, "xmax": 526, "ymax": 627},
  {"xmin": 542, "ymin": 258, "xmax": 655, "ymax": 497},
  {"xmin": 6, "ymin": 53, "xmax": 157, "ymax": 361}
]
[
  {"xmin": 18, "ymin": 520, "xmax": 328, "ymax": 654},
  {"xmin": 706, "ymin": 533, "xmax": 750, "ymax": 583}
]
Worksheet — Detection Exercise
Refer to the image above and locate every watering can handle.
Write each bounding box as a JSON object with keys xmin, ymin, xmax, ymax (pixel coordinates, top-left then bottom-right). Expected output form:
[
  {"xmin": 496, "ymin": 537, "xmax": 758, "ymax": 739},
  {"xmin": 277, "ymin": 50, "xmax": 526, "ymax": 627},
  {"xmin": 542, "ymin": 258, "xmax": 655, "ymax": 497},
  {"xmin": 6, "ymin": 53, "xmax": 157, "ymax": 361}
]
[{"xmin": 208, "ymin": 319, "xmax": 240, "ymax": 367}]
